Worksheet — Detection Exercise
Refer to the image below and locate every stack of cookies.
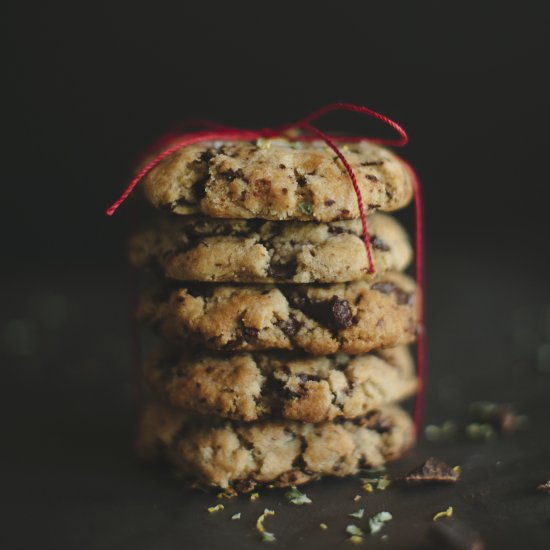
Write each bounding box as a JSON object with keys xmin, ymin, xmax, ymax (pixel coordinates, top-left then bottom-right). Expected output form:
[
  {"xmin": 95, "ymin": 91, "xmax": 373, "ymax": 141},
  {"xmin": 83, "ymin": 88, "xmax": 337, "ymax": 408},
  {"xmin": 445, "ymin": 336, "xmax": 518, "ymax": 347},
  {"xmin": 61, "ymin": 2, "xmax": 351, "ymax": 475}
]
[{"xmin": 130, "ymin": 139, "xmax": 418, "ymax": 491}]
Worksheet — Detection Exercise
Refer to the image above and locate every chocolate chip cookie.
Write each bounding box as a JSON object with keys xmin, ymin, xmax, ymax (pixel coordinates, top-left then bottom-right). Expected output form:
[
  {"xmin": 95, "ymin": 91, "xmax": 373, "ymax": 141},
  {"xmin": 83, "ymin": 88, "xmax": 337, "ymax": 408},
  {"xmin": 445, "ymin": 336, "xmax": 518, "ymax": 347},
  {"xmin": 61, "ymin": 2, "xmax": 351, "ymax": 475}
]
[
  {"xmin": 136, "ymin": 401, "xmax": 414, "ymax": 490},
  {"xmin": 137, "ymin": 273, "xmax": 417, "ymax": 355},
  {"xmin": 129, "ymin": 212, "xmax": 412, "ymax": 283},
  {"xmin": 141, "ymin": 140, "xmax": 413, "ymax": 221},
  {"xmin": 145, "ymin": 346, "xmax": 417, "ymax": 423}
]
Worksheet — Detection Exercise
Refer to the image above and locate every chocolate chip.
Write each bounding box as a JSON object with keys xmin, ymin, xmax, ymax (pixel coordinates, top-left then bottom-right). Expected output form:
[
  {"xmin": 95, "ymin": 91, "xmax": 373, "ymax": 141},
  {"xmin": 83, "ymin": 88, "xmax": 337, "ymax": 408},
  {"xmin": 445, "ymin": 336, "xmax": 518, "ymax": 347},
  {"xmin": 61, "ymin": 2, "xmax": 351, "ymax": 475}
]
[
  {"xmin": 361, "ymin": 160, "xmax": 384, "ymax": 166},
  {"xmin": 332, "ymin": 297, "xmax": 353, "ymax": 328},
  {"xmin": 242, "ymin": 326, "xmax": 259, "ymax": 343},
  {"xmin": 268, "ymin": 260, "xmax": 297, "ymax": 279},
  {"xmin": 223, "ymin": 337, "xmax": 244, "ymax": 350},
  {"xmin": 361, "ymin": 410, "xmax": 393, "ymax": 433},
  {"xmin": 292, "ymin": 295, "xmax": 353, "ymax": 331},
  {"xmin": 370, "ymin": 234, "xmax": 390, "ymax": 251},
  {"xmin": 277, "ymin": 315, "xmax": 300, "ymax": 337},
  {"xmin": 279, "ymin": 163, "xmax": 286, "ymax": 169},
  {"xmin": 365, "ymin": 174, "xmax": 379, "ymax": 182},
  {"xmin": 372, "ymin": 281, "xmax": 413, "ymax": 305},
  {"xmin": 298, "ymin": 373, "xmax": 321, "ymax": 384},
  {"xmin": 340, "ymin": 209, "xmax": 350, "ymax": 217},
  {"xmin": 294, "ymin": 169, "xmax": 308, "ymax": 187},
  {"xmin": 324, "ymin": 199, "xmax": 335, "ymax": 206},
  {"xmin": 402, "ymin": 457, "xmax": 460, "ymax": 484},
  {"xmin": 191, "ymin": 176, "xmax": 208, "ymax": 200},
  {"xmin": 194, "ymin": 149, "xmax": 214, "ymax": 164}
]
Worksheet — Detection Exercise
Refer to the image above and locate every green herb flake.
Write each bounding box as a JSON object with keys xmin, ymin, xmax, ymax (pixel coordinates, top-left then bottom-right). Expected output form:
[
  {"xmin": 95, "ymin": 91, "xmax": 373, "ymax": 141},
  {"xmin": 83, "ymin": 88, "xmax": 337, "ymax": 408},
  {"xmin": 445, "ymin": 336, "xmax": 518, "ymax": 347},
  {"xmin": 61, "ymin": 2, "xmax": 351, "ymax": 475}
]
[
  {"xmin": 377, "ymin": 477, "xmax": 391, "ymax": 490},
  {"xmin": 262, "ymin": 531, "xmax": 276, "ymax": 543},
  {"xmin": 320, "ymin": 523, "xmax": 328, "ymax": 530},
  {"xmin": 369, "ymin": 511, "xmax": 392, "ymax": 534},
  {"xmin": 231, "ymin": 513, "xmax": 241, "ymax": 520},
  {"xmin": 256, "ymin": 508, "xmax": 276, "ymax": 542},
  {"xmin": 348, "ymin": 535, "xmax": 363, "ymax": 544},
  {"xmin": 349, "ymin": 508, "xmax": 364, "ymax": 519},
  {"xmin": 299, "ymin": 202, "xmax": 313, "ymax": 215},
  {"xmin": 285, "ymin": 485, "xmax": 312, "ymax": 505},
  {"xmin": 346, "ymin": 524, "xmax": 364, "ymax": 537}
]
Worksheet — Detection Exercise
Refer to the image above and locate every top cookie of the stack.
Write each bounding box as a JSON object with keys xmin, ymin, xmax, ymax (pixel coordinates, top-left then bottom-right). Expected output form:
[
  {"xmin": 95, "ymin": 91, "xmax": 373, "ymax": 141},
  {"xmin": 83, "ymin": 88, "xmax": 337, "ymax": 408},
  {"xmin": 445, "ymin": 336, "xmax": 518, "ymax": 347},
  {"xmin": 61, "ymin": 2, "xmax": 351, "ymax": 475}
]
[{"xmin": 141, "ymin": 140, "xmax": 413, "ymax": 221}]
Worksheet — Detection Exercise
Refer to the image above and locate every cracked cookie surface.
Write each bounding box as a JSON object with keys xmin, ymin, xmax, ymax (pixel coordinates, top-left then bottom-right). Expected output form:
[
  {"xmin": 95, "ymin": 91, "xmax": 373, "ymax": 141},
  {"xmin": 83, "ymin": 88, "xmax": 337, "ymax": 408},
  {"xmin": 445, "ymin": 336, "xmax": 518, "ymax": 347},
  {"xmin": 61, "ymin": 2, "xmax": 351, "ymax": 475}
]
[
  {"xmin": 129, "ymin": 212, "xmax": 412, "ymax": 283},
  {"xmin": 141, "ymin": 140, "xmax": 413, "ymax": 221},
  {"xmin": 145, "ymin": 346, "xmax": 417, "ymax": 423},
  {"xmin": 136, "ymin": 401, "xmax": 414, "ymax": 489},
  {"xmin": 137, "ymin": 273, "xmax": 417, "ymax": 355}
]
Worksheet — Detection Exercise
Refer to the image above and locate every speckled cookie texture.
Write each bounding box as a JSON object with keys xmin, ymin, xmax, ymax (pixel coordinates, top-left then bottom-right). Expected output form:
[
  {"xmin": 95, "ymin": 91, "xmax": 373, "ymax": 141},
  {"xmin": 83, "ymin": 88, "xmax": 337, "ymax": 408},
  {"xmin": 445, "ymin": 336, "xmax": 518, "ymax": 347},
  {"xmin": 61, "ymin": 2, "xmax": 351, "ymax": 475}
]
[
  {"xmin": 145, "ymin": 346, "xmax": 417, "ymax": 423},
  {"xmin": 141, "ymin": 140, "xmax": 413, "ymax": 221},
  {"xmin": 137, "ymin": 273, "xmax": 417, "ymax": 355},
  {"xmin": 129, "ymin": 212, "xmax": 412, "ymax": 284},
  {"xmin": 136, "ymin": 401, "xmax": 415, "ymax": 489}
]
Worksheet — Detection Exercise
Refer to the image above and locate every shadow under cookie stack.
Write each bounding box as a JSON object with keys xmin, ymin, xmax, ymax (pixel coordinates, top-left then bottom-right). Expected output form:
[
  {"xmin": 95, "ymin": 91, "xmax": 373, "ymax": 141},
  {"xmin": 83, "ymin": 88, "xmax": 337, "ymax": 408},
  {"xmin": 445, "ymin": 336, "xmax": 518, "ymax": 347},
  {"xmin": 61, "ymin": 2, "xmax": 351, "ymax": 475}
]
[{"xmin": 131, "ymin": 139, "xmax": 419, "ymax": 491}]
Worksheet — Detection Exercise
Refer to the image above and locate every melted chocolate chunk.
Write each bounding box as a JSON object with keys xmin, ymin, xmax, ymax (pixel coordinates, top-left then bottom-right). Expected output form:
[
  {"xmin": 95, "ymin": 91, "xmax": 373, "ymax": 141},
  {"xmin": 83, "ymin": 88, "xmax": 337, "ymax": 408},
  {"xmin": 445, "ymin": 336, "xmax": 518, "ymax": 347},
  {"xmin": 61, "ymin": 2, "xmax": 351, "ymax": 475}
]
[
  {"xmin": 268, "ymin": 260, "xmax": 298, "ymax": 279},
  {"xmin": 276, "ymin": 315, "xmax": 300, "ymax": 337},
  {"xmin": 402, "ymin": 457, "xmax": 460, "ymax": 484},
  {"xmin": 328, "ymin": 225, "xmax": 355, "ymax": 236},
  {"xmin": 294, "ymin": 169, "xmax": 308, "ymax": 187},
  {"xmin": 361, "ymin": 160, "xmax": 384, "ymax": 166},
  {"xmin": 372, "ymin": 281, "xmax": 412, "ymax": 305},
  {"xmin": 361, "ymin": 410, "xmax": 393, "ymax": 433},
  {"xmin": 365, "ymin": 174, "xmax": 379, "ymax": 182},
  {"xmin": 324, "ymin": 199, "xmax": 335, "ymax": 206},
  {"xmin": 297, "ymin": 373, "xmax": 322, "ymax": 384},
  {"xmin": 242, "ymin": 326, "xmax": 259, "ymax": 343},
  {"xmin": 193, "ymin": 149, "xmax": 214, "ymax": 164},
  {"xmin": 191, "ymin": 176, "xmax": 208, "ymax": 200},
  {"xmin": 292, "ymin": 295, "xmax": 353, "ymax": 331},
  {"xmin": 370, "ymin": 234, "xmax": 390, "ymax": 251}
]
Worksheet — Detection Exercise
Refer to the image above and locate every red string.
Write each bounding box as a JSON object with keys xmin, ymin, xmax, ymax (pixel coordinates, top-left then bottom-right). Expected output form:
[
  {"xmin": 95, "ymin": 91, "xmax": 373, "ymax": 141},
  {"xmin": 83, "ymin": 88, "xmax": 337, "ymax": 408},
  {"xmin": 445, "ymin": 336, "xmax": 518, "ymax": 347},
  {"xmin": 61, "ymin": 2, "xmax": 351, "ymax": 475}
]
[
  {"xmin": 107, "ymin": 103, "xmax": 426, "ymax": 431},
  {"xmin": 304, "ymin": 123, "xmax": 375, "ymax": 274}
]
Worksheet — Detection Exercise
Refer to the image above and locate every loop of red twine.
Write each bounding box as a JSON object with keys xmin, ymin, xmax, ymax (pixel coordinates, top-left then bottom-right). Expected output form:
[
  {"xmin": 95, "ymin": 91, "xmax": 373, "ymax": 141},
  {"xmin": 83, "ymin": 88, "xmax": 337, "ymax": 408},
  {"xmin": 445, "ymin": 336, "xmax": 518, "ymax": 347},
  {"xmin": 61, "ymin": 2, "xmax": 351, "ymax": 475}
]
[{"xmin": 107, "ymin": 102, "xmax": 426, "ymax": 432}]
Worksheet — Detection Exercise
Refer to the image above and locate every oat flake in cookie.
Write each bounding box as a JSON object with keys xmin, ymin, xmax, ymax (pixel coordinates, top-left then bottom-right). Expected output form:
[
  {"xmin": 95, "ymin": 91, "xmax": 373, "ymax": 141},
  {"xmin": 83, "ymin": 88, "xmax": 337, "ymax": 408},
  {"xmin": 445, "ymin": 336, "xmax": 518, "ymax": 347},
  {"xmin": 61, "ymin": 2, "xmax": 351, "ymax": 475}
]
[
  {"xmin": 129, "ymin": 212, "xmax": 412, "ymax": 284},
  {"xmin": 137, "ymin": 273, "xmax": 418, "ymax": 355},
  {"xmin": 141, "ymin": 140, "xmax": 413, "ymax": 221},
  {"xmin": 136, "ymin": 402, "xmax": 415, "ymax": 490},
  {"xmin": 145, "ymin": 346, "xmax": 417, "ymax": 423}
]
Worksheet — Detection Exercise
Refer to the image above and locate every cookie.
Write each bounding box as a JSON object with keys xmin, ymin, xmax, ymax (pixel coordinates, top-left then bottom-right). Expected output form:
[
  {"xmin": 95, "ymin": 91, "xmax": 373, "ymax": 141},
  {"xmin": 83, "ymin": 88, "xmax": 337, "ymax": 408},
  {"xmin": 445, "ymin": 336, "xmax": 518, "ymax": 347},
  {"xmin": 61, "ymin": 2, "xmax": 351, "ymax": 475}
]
[
  {"xmin": 129, "ymin": 212, "xmax": 412, "ymax": 284},
  {"xmin": 141, "ymin": 140, "xmax": 413, "ymax": 221},
  {"xmin": 137, "ymin": 273, "xmax": 417, "ymax": 355},
  {"xmin": 136, "ymin": 402, "xmax": 415, "ymax": 490},
  {"xmin": 145, "ymin": 346, "xmax": 417, "ymax": 423}
]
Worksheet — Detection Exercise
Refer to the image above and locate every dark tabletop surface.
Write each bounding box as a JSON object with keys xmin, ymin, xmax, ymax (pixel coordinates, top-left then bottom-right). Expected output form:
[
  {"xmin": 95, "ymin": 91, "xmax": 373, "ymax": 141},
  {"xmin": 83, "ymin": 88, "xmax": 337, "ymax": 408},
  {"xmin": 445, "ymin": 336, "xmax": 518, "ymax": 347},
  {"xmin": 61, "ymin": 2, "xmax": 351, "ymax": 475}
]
[{"xmin": 2, "ymin": 243, "xmax": 550, "ymax": 550}]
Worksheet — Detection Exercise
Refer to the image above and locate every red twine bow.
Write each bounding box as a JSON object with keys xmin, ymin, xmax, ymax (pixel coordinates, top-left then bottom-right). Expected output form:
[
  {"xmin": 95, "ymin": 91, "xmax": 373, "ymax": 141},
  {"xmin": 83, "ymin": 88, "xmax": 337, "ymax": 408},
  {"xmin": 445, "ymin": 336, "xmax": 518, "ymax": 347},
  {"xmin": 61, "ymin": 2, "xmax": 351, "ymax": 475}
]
[{"xmin": 106, "ymin": 103, "xmax": 426, "ymax": 432}]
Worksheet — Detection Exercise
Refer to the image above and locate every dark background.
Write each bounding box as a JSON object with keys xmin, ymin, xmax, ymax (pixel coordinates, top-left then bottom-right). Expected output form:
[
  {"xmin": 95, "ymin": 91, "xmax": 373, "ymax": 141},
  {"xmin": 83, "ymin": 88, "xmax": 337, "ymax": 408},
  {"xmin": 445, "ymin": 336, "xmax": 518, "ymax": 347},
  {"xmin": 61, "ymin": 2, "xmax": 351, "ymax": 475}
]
[{"xmin": 4, "ymin": 2, "xmax": 550, "ymax": 549}]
